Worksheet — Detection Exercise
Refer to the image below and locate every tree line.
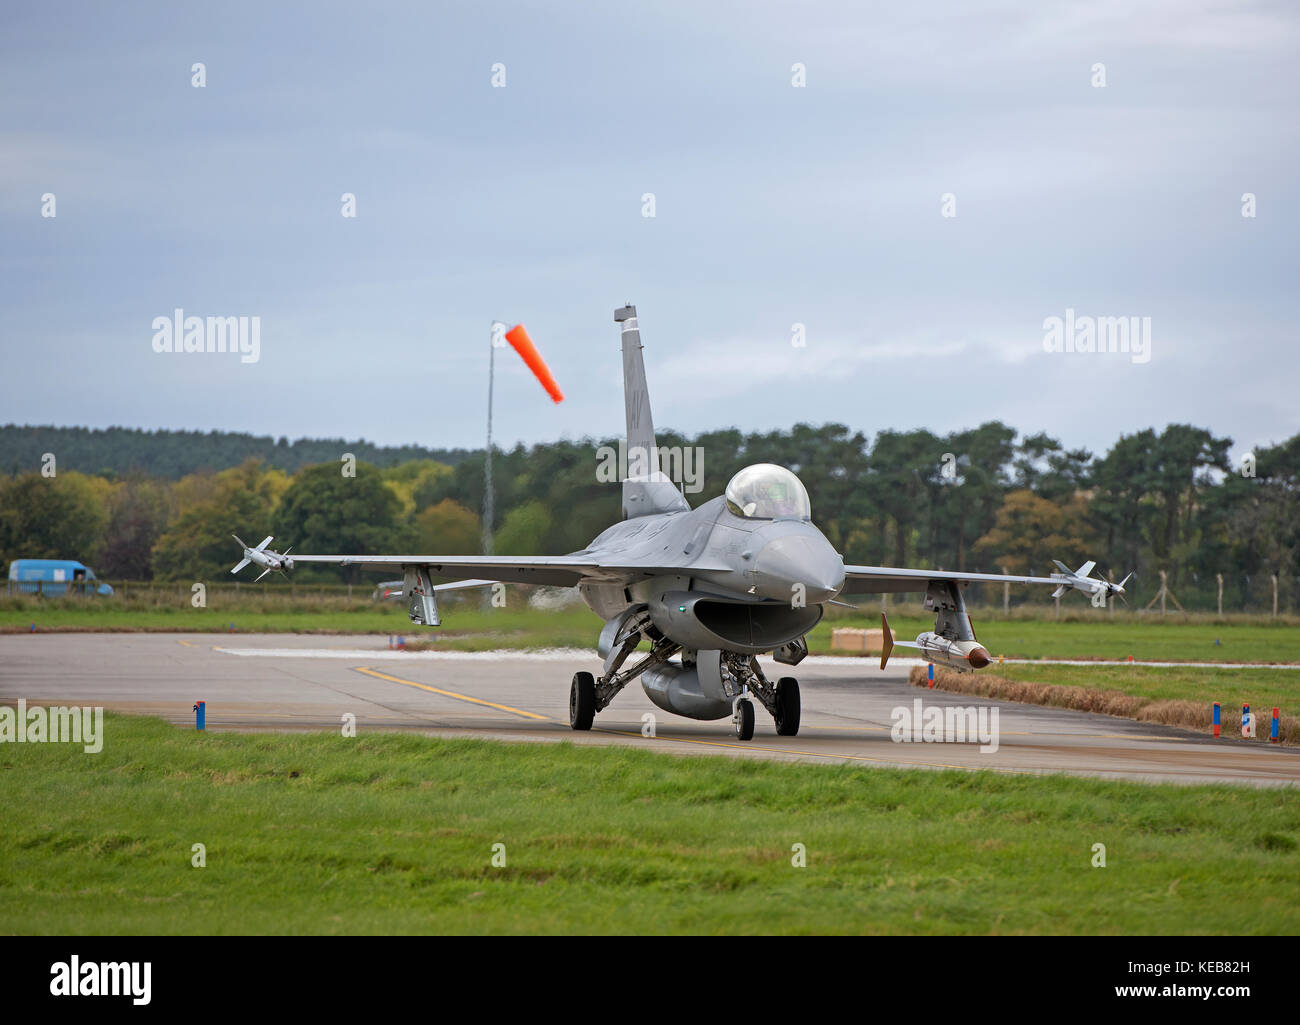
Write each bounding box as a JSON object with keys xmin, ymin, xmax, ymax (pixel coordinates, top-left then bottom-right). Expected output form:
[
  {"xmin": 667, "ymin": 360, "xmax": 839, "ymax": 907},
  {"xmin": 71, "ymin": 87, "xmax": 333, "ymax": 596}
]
[
  {"xmin": 0, "ymin": 424, "xmax": 473, "ymax": 479},
  {"xmin": 1, "ymin": 421, "xmax": 1296, "ymax": 611}
]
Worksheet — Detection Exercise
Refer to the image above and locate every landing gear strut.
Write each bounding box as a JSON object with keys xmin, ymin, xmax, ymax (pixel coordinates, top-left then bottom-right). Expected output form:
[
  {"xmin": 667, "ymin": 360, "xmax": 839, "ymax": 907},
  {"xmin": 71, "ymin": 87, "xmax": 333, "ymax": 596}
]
[{"xmin": 569, "ymin": 608, "xmax": 679, "ymax": 731}]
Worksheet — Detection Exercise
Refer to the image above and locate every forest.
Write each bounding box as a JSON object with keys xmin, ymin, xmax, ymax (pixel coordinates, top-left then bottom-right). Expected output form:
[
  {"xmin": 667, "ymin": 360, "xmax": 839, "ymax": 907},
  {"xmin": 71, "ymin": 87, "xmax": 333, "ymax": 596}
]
[{"xmin": 1, "ymin": 421, "xmax": 1296, "ymax": 612}]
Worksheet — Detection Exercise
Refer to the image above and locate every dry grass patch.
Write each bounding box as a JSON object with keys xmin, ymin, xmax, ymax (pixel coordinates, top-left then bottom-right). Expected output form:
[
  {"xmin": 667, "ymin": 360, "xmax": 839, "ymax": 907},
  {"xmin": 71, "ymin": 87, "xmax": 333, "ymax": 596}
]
[{"xmin": 909, "ymin": 666, "xmax": 1300, "ymax": 743}]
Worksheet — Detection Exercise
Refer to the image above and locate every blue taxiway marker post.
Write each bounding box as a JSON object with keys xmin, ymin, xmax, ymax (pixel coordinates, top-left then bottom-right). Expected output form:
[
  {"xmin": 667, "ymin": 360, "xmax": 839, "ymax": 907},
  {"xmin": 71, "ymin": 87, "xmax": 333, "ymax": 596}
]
[
  {"xmin": 194, "ymin": 701, "xmax": 205, "ymax": 730},
  {"xmin": 1212, "ymin": 701, "xmax": 1221, "ymax": 738},
  {"xmin": 927, "ymin": 663, "xmax": 934, "ymax": 688}
]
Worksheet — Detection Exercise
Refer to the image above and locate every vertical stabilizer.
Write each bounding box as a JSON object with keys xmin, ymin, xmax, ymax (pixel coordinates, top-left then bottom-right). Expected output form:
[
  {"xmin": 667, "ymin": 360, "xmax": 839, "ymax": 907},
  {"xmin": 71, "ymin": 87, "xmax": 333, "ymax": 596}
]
[
  {"xmin": 616, "ymin": 304, "xmax": 656, "ymax": 464},
  {"xmin": 614, "ymin": 304, "xmax": 689, "ymax": 518}
]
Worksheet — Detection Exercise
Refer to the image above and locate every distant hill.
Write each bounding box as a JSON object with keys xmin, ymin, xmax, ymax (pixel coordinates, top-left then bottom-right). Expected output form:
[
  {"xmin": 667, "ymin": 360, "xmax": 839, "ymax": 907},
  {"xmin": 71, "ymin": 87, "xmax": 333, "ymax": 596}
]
[{"xmin": 0, "ymin": 425, "xmax": 475, "ymax": 479}]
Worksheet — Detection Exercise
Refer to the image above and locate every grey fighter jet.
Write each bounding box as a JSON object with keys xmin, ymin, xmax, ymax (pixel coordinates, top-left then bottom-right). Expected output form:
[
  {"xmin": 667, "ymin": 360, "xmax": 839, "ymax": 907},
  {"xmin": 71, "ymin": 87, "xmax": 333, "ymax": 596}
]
[{"xmin": 234, "ymin": 304, "xmax": 1126, "ymax": 740}]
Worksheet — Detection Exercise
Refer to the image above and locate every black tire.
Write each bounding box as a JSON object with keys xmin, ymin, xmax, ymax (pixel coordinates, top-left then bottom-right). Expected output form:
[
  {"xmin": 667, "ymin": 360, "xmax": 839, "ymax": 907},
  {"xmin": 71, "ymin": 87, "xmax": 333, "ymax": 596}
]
[
  {"xmin": 569, "ymin": 671, "xmax": 596, "ymax": 730},
  {"xmin": 734, "ymin": 698, "xmax": 755, "ymax": 741},
  {"xmin": 774, "ymin": 677, "xmax": 801, "ymax": 737}
]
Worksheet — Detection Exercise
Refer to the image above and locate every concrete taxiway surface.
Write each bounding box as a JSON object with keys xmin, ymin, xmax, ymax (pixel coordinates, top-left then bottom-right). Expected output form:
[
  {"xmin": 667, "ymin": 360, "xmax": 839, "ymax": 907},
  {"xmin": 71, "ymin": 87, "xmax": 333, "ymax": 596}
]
[{"xmin": 2, "ymin": 633, "xmax": 1297, "ymax": 787}]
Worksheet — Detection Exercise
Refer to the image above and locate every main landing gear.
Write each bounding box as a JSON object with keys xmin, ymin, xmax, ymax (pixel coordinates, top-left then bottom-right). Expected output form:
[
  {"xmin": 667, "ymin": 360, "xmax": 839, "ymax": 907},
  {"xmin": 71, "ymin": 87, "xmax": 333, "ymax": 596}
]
[
  {"xmin": 773, "ymin": 676, "xmax": 801, "ymax": 737},
  {"xmin": 569, "ymin": 671, "xmax": 596, "ymax": 730},
  {"xmin": 570, "ymin": 612, "xmax": 679, "ymax": 733},
  {"xmin": 569, "ymin": 641, "xmax": 803, "ymax": 742}
]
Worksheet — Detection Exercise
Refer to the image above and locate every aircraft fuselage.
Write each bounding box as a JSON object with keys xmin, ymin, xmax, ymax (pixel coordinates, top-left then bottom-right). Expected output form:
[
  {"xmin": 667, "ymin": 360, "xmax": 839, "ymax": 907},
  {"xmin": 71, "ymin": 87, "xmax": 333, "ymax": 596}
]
[{"xmin": 576, "ymin": 494, "xmax": 845, "ymax": 656}]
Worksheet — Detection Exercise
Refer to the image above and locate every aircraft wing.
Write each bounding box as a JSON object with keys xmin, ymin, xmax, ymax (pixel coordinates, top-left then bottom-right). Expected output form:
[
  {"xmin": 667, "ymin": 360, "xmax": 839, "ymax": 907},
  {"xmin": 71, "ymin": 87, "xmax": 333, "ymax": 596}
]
[
  {"xmin": 841, "ymin": 563, "xmax": 1126, "ymax": 601},
  {"xmin": 285, "ymin": 554, "xmax": 635, "ymax": 588}
]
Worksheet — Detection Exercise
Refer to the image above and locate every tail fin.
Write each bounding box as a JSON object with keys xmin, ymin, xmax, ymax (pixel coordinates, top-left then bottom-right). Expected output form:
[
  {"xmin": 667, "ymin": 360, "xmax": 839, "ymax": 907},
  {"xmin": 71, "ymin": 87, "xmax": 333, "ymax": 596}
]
[
  {"xmin": 615, "ymin": 304, "xmax": 688, "ymax": 518},
  {"xmin": 615, "ymin": 304, "xmax": 656, "ymax": 461}
]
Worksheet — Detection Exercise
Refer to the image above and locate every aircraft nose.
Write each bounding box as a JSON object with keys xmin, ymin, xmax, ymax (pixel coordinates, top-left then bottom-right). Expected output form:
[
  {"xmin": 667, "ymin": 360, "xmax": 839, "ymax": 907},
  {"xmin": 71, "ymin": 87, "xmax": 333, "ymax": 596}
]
[{"xmin": 752, "ymin": 531, "xmax": 845, "ymax": 604}]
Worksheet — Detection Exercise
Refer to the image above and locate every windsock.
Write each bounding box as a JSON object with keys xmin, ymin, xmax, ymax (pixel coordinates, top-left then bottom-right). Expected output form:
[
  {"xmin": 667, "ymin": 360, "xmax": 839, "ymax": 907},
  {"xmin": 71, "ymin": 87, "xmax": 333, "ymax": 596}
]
[{"xmin": 505, "ymin": 324, "xmax": 564, "ymax": 403}]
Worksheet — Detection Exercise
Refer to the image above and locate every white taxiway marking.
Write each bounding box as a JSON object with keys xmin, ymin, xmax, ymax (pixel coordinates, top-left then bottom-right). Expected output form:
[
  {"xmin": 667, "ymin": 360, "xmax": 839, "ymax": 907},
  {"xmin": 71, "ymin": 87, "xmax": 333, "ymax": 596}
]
[
  {"xmin": 212, "ymin": 646, "xmax": 602, "ymax": 661},
  {"xmin": 209, "ymin": 647, "xmax": 1299, "ymax": 670}
]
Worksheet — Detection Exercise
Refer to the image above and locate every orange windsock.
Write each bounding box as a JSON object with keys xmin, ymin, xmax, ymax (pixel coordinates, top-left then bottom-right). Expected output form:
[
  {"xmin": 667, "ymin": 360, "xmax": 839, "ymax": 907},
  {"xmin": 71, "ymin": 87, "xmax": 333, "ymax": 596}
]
[{"xmin": 504, "ymin": 324, "xmax": 564, "ymax": 403}]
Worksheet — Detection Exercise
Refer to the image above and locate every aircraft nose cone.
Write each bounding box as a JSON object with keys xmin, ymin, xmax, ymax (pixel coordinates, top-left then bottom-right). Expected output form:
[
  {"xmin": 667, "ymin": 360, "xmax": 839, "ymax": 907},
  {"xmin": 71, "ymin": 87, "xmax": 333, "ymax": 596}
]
[{"xmin": 753, "ymin": 532, "xmax": 845, "ymax": 604}]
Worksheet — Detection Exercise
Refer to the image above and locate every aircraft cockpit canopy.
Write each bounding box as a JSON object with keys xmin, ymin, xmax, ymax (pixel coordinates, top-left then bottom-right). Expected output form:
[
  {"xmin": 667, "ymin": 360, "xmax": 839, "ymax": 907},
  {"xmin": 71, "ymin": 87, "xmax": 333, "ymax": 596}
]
[{"xmin": 724, "ymin": 463, "xmax": 812, "ymax": 521}]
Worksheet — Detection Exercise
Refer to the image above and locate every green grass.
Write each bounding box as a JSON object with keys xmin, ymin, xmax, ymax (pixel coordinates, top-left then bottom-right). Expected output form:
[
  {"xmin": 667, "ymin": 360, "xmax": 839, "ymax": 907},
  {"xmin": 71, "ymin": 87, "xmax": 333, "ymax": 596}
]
[
  {"xmin": 1, "ymin": 714, "xmax": 1297, "ymax": 934},
  {"xmin": 0, "ymin": 599, "xmax": 604, "ymax": 648}
]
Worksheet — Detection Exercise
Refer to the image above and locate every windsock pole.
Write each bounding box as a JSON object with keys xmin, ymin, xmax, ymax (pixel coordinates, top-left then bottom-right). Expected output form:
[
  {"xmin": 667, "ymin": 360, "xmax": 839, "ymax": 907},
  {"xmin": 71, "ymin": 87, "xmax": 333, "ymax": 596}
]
[{"xmin": 483, "ymin": 325, "xmax": 498, "ymax": 558}]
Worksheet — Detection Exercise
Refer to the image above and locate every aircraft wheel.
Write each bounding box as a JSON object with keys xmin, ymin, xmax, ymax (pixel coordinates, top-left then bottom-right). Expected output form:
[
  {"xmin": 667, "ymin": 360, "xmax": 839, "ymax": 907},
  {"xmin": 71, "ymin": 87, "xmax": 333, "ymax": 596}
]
[
  {"xmin": 569, "ymin": 672, "xmax": 596, "ymax": 730},
  {"xmin": 734, "ymin": 698, "xmax": 755, "ymax": 741},
  {"xmin": 774, "ymin": 677, "xmax": 801, "ymax": 737}
]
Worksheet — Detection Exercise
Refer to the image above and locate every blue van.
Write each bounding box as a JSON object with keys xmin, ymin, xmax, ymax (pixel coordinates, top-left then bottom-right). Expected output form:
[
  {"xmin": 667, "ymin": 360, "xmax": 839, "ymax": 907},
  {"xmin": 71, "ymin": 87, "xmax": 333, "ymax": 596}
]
[{"xmin": 6, "ymin": 559, "xmax": 114, "ymax": 596}]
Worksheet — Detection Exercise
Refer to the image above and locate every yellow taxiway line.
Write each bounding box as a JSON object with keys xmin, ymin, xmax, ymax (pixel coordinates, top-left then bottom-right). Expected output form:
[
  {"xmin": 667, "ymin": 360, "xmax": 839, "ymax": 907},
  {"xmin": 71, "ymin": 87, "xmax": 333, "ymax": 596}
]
[{"xmin": 353, "ymin": 666, "xmax": 550, "ymax": 721}]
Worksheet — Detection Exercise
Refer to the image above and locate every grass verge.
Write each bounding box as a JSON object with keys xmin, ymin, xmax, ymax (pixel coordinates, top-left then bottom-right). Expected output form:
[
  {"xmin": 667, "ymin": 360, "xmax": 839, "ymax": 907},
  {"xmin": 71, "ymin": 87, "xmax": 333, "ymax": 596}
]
[
  {"xmin": 820, "ymin": 613, "xmax": 1300, "ymax": 663},
  {"xmin": 911, "ymin": 665, "xmax": 1300, "ymax": 744},
  {"xmin": 0, "ymin": 601, "xmax": 603, "ymax": 649},
  {"xmin": 1, "ymin": 714, "xmax": 1297, "ymax": 934}
]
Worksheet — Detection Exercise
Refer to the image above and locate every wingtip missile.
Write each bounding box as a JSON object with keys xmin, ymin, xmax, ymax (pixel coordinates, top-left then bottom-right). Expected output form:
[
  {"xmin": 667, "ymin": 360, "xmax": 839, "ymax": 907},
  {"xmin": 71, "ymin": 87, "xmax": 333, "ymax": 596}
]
[
  {"xmin": 1048, "ymin": 559, "xmax": 1133, "ymax": 603},
  {"xmin": 231, "ymin": 534, "xmax": 293, "ymax": 579}
]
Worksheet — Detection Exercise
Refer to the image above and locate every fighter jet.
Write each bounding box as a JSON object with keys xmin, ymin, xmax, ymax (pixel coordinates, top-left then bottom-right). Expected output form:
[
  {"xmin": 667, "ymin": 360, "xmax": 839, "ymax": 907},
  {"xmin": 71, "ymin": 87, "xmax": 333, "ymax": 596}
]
[{"xmin": 233, "ymin": 304, "xmax": 1126, "ymax": 740}]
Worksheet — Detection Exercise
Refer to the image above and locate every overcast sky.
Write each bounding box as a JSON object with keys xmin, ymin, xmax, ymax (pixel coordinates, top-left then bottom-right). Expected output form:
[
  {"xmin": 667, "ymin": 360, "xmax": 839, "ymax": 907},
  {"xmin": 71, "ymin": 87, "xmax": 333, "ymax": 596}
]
[{"xmin": 2, "ymin": 0, "xmax": 1296, "ymax": 464}]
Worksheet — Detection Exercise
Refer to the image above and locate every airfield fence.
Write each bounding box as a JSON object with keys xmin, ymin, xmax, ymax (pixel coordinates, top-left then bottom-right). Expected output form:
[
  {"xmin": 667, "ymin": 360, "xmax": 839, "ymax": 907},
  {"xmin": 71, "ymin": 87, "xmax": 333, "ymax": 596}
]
[{"xmin": 5, "ymin": 575, "xmax": 1299, "ymax": 621}]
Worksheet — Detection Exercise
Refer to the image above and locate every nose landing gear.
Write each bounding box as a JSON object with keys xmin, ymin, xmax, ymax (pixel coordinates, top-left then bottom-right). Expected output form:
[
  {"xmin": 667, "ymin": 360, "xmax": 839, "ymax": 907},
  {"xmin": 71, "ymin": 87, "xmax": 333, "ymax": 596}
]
[{"xmin": 720, "ymin": 653, "xmax": 802, "ymax": 740}]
